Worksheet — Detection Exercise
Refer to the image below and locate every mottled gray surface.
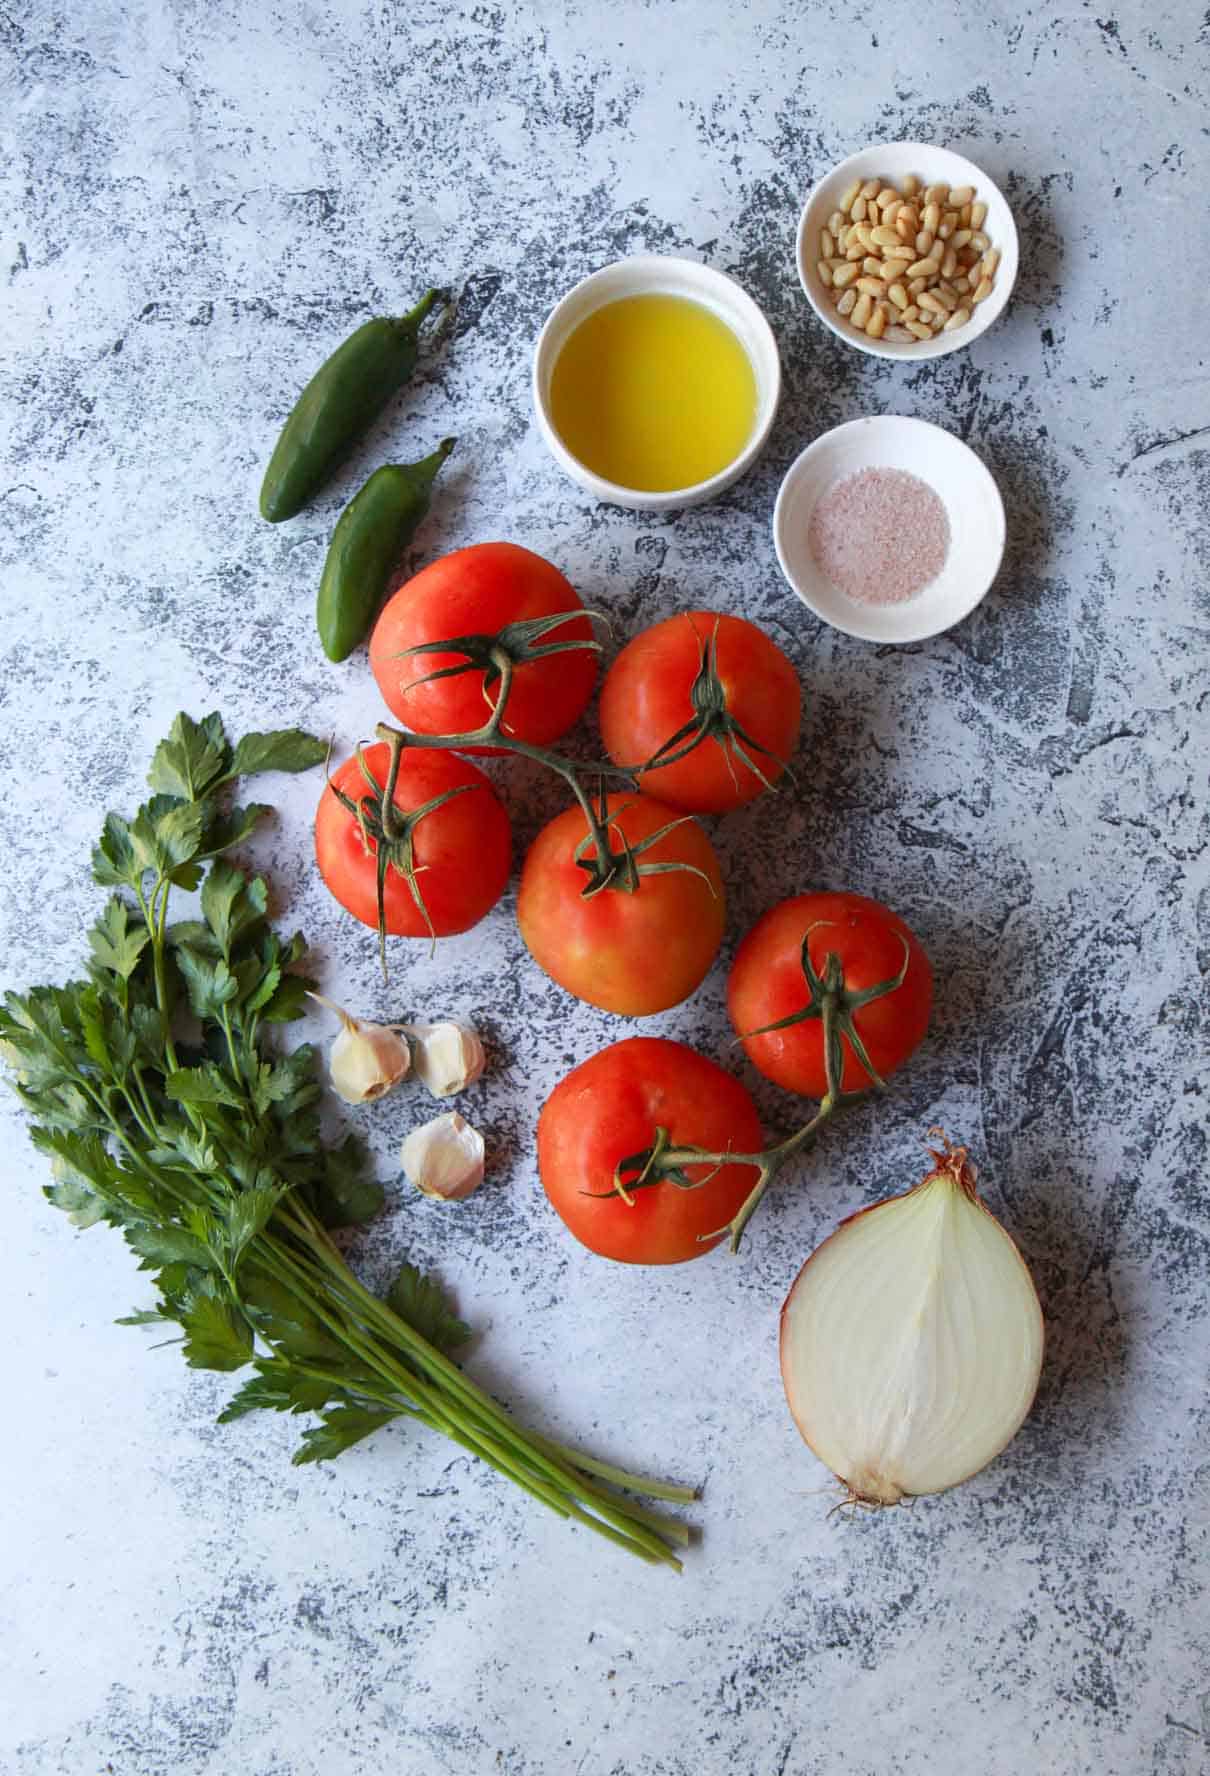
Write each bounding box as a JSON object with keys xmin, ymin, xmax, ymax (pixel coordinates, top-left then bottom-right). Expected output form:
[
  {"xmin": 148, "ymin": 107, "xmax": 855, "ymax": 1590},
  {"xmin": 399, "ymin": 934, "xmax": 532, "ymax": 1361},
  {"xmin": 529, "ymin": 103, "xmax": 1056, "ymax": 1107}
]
[{"xmin": 2, "ymin": 1, "xmax": 1208, "ymax": 1772}]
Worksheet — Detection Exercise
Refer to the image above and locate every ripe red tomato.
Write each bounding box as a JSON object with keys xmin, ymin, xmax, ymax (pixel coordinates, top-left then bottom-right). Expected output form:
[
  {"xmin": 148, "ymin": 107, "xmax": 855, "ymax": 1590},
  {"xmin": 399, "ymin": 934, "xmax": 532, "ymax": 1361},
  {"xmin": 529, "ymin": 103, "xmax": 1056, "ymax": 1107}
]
[
  {"xmin": 537, "ymin": 1037, "xmax": 765, "ymax": 1264},
  {"xmin": 369, "ymin": 542, "xmax": 597, "ymax": 750},
  {"xmin": 598, "ymin": 610, "xmax": 801, "ymax": 813},
  {"xmin": 728, "ymin": 892, "xmax": 932, "ymax": 1096},
  {"xmin": 516, "ymin": 793, "xmax": 725, "ymax": 1015},
  {"xmin": 315, "ymin": 743, "xmax": 510, "ymax": 937}
]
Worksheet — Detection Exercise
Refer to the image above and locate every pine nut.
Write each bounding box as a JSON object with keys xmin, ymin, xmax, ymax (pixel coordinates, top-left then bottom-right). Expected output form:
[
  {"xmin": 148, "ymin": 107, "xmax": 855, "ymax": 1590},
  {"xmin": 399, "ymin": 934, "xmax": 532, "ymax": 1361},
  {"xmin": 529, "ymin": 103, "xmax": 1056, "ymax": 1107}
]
[
  {"xmin": 887, "ymin": 282, "xmax": 909, "ymax": 309},
  {"xmin": 884, "ymin": 325, "xmax": 914, "ymax": 341},
  {"xmin": 866, "ymin": 303, "xmax": 888, "ymax": 338},
  {"xmin": 877, "ymin": 185, "xmax": 898, "ymax": 207},
  {"xmin": 829, "ymin": 209, "xmax": 847, "ymax": 237},
  {"xmin": 981, "ymin": 246, "xmax": 1000, "ymax": 277},
  {"xmin": 942, "ymin": 245, "xmax": 958, "ymax": 279},
  {"xmin": 832, "ymin": 263, "xmax": 859, "ymax": 288},
  {"xmin": 924, "ymin": 183, "xmax": 948, "ymax": 207},
  {"xmin": 846, "ymin": 242, "xmax": 865, "ymax": 261},
  {"xmin": 870, "ymin": 225, "xmax": 900, "ymax": 249},
  {"xmin": 918, "ymin": 290, "xmax": 949, "ymax": 315},
  {"xmin": 908, "ymin": 278, "xmax": 928, "ymax": 297},
  {"xmin": 899, "ymin": 205, "xmax": 919, "ymax": 231},
  {"xmin": 906, "ymin": 320, "xmax": 933, "ymax": 340},
  {"xmin": 970, "ymin": 201, "xmax": 987, "ymax": 229},
  {"xmin": 836, "ymin": 287, "xmax": 858, "ymax": 315},
  {"xmin": 953, "ymin": 274, "xmax": 970, "ymax": 293},
  {"xmin": 971, "ymin": 230, "xmax": 990, "ymax": 253},
  {"xmin": 906, "ymin": 257, "xmax": 940, "ymax": 278},
  {"xmin": 915, "ymin": 228, "xmax": 935, "ymax": 255},
  {"xmin": 820, "ymin": 228, "xmax": 835, "ymax": 259},
  {"xmin": 901, "ymin": 173, "xmax": 920, "ymax": 196},
  {"xmin": 951, "ymin": 228, "xmax": 972, "ymax": 250},
  {"xmin": 943, "ymin": 306, "xmax": 972, "ymax": 332},
  {"xmin": 860, "ymin": 178, "xmax": 881, "ymax": 199},
  {"xmin": 900, "ymin": 304, "xmax": 920, "ymax": 322},
  {"xmin": 839, "ymin": 180, "xmax": 861, "ymax": 212},
  {"xmin": 862, "ymin": 256, "xmax": 883, "ymax": 276},
  {"xmin": 852, "ymin": 291, "xmax": 873, "ymax": 328},
  {"xmin": 882, "ymin": 200, "xmax": 902, "ymax": 224},
  {"xmin": 827, "ymin": 258, "xmax": 848, "ymax": 272},
  {"xmin": 923, "ymin": 202, "xmax": 941, "ymax": 233},
  {"xmin": 939, "ymin": 279, "xmax": 959, "ymax": 299},
  {"xmin": 817, "ymin": 260, "xmax": 833, "ymax": 287},
  {"xmin": 850, "ymin": 222, "xmax": 873, "ymax": 250},
  {"xmin": 851, "ymin": 196, "xmax": 867, "ymax": 222},
  {"xmin": 949, "ymin": 185, "xmax": 974, "ymax": 207},
  {"xmin": 856, "ymin": 276, "xmax": 884, "ymax": 296},
  {"xmin": 960, "ymin": 202, "xmax": 972, "ymax": 228},
  {"xmin": 938, "ymin": 215, "xmax": 956, "ymax": 241},
  {"xmin": 896, "ymin": 213, "xmax": 915, "ymax": 241},
  {"xmin": 971, "ymin": 277, "xmax": 993, "ymax": 304}
]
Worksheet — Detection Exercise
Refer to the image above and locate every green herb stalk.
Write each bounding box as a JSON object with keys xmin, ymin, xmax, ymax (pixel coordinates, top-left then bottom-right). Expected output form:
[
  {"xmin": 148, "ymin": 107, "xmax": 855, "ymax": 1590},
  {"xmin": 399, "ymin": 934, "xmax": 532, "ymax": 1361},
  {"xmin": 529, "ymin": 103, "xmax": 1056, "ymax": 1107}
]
[{"xmin": 0, "ymin": 713, "xmax": 692, "ymax": 1567}]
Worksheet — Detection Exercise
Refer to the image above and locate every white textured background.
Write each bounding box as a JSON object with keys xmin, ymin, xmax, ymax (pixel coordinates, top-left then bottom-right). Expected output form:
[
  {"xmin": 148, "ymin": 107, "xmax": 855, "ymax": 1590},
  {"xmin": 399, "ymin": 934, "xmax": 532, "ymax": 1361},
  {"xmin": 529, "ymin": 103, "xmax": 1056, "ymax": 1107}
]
[{"xmin": 2, "ymin": 2, "xmax": 1208, "ymax": 1773}]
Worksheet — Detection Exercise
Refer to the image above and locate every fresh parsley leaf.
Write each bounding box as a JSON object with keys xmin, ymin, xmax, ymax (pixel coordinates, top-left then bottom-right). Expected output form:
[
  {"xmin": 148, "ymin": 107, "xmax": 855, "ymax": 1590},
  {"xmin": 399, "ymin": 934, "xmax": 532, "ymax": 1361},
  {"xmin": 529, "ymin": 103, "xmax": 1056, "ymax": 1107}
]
[
  {"xmin": 175, "ymin": 947, "xmax": 239, "ymax": 1020},
  {"xmin": 219, "ymin": 1363, "xmax": 335, "ymax": 1421},
  {"xmin": 91, "ymin": 812, "xmax": 143, "ymax": 889},
  {"xmin": 116, "ymin": 1308, "xmax": 169, "ymax": 1326},
  {"xmin": 228, "ymin": 729, "xmax": 327, "ymax": 779},
  {"xmin": 179, "ymin": 1280, "xmax": 254, "ymax": 1372},
  {"xmin": 164, "ymin": 1062, "xmax": 244, "ymax": 1110},
  {"xmin": 225, "ymin": 1182, "xmax": 284, "ymax": 1264},
  {"xmin": 123, "ymin": 1221, "xmax": 215, "ymax": 1272},
  {"xmin": 292, "ymin": 1405, "xmax": 399, "ymax": 1466},
  {"xmin": 44, "ymin": 1175, "xmax": 108, "ymax": 1228},
  {"xmin": 258, "ymin": 972, "xmax": 314, "ymax": 1024},
  {"xmin": 88, "ymin": 897, "xmax": 151, "ymax": 981},
  {"xmin": 386, "ymin": 1263, "xmax": 471, "ymax": 1354},
  {"xmin": 130, "ymin": 795, "xmax": 207, "ymax": 878},
  {"xmin": 147, "ymin": 712, "xmax": 231, "ymax": 801},
  {"xmin": 309, "ymin": 1133, "xmax": 384, "ymax": 1228},
  {"xmin": 196, "ymin": 803, "xmax": 272, "ymax": 862},
  {"xmin": 201, "ymin": 861, "xmax": 269, "ymax": 957}
]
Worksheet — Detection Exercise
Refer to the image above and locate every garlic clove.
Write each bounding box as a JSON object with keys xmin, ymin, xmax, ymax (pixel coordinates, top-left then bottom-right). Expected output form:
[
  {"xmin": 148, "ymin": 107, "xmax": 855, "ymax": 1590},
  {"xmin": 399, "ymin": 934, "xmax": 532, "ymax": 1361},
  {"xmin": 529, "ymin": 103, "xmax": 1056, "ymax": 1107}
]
[
  {"xmin": 407, "ymin": 1021, "xmax": 486, "ymax": 1098},
  {"xmin": 310, "ymin": 992, "xmax": 411, "ymax": 1105},
  {"xmin": 401, "ymin": 1111, "xmax": 485, "ymax": 1201},
  {"xmin": 780, "ymin": 1133, "xmax": 1043, "ymax": 1506}
]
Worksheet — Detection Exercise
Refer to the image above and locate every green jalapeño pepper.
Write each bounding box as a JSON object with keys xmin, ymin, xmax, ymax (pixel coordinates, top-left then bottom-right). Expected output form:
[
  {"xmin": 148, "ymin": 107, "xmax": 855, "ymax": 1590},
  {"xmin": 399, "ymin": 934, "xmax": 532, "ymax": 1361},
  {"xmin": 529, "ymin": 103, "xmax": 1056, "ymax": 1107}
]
[
  {"xmin": 316, "ymin": 438, "xmax": 455, "ymax": 662},
  {"xmin": 259, "ymin": 289, "xmax": 447, "ymax": 522}
]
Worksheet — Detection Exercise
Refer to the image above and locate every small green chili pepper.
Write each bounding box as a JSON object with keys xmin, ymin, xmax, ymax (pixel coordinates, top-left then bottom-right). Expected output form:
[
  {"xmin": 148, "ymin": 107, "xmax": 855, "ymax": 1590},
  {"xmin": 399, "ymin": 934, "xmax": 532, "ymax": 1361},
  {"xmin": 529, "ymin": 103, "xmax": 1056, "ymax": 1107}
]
[
  {"xmin": 259, "ymin": 288, "xmax": 447, "ymax": 522},
  {"xmin": 316, "ymin": 439, "xmax": 456, "ymax": 662}
]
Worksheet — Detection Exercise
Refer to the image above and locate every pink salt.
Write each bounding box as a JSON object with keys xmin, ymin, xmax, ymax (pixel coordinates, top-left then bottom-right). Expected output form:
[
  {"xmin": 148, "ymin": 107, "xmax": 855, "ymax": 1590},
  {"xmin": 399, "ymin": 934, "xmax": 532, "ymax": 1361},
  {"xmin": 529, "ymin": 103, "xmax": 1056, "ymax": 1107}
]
[{"xmin": 807, "ymin": 466, "xmax": 950, "ymax": 606}]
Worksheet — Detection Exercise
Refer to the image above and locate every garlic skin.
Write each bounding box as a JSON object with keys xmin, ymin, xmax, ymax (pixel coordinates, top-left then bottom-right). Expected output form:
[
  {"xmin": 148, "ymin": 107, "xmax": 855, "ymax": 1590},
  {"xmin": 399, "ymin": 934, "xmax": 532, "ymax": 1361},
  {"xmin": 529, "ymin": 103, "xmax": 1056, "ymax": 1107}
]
[
  {"xmin": 401, "ymin": 1111, "xmax": 485, "ymax": 1201},
  {"xmin": 310, "ymin": 993, "xmax": 411, "ymax": 1105},
  {"xmin": 407, "ymin": 1021, "xmax": 486, "ymax": 1098},
  {"xmin": 780, "ymin": 1133, "xmax": 1043, "ymax": 1506}
]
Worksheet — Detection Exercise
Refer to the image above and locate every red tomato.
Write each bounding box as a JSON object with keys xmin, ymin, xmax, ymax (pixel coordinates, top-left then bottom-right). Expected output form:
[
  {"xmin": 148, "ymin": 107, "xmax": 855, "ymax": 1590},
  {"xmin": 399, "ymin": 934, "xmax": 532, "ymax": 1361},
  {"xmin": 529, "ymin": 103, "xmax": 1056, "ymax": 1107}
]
[
  {"xmin": 369, "ymin": 542, "xmax": 597, "ymax": 751},
  {"xmin": 537, "ymin": 1037, "xmax": 765, "ymax": 1263},
  {"xmin": 598, "ymin": 610, "xmax": 802, "ymax": 813},
  {"xmin": 315, "ymin": 743, "xmax": 510, "ymax": 937},
  {"xmin": 728, "ymin": 892, "xmax": 932, "ymax": 1096},
  {"xmin": 516, "ymin": 793, "xmax": 725, "ymax": 1015}
]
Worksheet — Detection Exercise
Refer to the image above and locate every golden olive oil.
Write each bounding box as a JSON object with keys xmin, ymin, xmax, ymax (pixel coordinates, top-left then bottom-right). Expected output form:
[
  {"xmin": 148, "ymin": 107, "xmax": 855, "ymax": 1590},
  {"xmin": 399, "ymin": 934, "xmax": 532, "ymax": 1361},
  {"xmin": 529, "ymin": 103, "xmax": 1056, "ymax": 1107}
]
[{"xmin": 549, "ymin": 292, "xmax": 757, "ymax": 493}]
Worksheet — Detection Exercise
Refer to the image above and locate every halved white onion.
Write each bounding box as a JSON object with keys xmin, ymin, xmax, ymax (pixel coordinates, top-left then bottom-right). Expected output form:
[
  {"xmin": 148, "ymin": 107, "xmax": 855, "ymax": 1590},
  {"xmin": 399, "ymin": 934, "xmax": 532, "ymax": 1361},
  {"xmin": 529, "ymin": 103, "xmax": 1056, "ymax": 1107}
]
[{"xmin": 780, "ymin": 1134, "xmax": 1043, "ymax": 1505}]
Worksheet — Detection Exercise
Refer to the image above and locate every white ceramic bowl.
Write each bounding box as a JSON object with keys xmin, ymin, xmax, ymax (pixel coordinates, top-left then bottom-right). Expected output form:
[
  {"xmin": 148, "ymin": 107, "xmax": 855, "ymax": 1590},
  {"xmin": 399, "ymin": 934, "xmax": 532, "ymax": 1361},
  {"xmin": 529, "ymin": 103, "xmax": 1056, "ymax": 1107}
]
[
  {"xmin": 773, "ymin": 415, "xmax": 1005, "ymax": 643},
  {"xmin": 532, "ymin": 255, "xmax": 781, "ymax": 511},
  {"xmin": 797, "ymin": 142, "xmax": 1019, "ymax": 362}
]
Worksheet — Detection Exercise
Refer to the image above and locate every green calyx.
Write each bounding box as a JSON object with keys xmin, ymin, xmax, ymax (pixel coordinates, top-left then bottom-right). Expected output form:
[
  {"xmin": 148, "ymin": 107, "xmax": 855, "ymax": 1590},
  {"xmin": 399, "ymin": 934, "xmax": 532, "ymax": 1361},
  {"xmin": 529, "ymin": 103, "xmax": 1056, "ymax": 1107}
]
[
  {"xmin": 634, "ymin": 615, "xmax": 793, "ymax": 796},
  {"xmin": 572, "ymin": 794, "xmax": 719, "ymax": 902},
  {"xmin": 325, "ymin": 728, "xmax": 478, "ymax": 978},
  {"xmin": 394, "ymin": 608, "xmax": 605, "ymax": 728}
]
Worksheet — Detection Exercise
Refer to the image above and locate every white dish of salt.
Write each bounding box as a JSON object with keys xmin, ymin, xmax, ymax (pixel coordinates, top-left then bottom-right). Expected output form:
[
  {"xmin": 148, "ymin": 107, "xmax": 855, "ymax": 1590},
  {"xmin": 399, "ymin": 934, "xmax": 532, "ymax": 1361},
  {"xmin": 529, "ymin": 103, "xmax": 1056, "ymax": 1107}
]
[{"xmin": 773, "ymin": 415, "xmax": 1005, "ymax": 643}]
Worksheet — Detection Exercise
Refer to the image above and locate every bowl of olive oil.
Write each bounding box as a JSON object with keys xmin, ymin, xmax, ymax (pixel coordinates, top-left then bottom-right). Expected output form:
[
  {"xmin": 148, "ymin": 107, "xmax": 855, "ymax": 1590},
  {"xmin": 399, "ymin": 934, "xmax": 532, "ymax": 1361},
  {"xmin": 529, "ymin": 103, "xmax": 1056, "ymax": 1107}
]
[{"xmin": 533, "ymin": 256, "xmax": 781, "ymax": 511}]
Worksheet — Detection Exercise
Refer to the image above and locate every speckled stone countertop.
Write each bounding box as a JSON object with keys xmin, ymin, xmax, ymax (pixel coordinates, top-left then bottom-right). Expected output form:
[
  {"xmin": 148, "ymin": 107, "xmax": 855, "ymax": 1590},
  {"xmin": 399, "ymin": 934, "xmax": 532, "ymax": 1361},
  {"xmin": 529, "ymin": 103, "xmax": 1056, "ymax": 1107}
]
[{"xmin": 2, "ymin": 4, "xmax": 1208, "ymax": 1773}]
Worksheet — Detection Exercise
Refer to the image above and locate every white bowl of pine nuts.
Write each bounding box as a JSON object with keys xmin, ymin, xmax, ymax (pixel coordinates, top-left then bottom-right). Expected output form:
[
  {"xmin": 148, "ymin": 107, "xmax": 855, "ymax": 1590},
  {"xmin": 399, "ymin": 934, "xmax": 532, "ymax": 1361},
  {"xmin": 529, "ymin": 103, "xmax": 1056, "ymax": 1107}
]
[{"xmin": 797, "ymin": 142, "xmax": 1018, "ymax": 360}]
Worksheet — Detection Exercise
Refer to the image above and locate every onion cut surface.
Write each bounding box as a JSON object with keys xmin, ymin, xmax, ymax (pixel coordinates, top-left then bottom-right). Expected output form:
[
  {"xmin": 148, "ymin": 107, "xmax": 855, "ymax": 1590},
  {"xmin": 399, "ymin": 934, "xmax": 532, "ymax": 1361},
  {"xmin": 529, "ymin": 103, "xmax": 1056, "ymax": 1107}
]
[{"xmin": 780, "ymin": 1137, "xmax": 1043, "ymax": 1505}]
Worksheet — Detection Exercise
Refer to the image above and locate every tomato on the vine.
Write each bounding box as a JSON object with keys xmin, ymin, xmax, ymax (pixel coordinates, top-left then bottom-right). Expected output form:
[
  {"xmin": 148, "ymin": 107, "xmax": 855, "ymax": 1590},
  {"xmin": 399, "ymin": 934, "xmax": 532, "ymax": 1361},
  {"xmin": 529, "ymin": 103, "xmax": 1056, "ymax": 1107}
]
[
  {"xmin": 369, "ymin": 542, "xmax": 597, "ymax": 751},
  {"xmin": 598, "ymin": 609, "xmax": 801, "ymax": 814},
  {"xmin": 315, "ymin": 742, "xmax": 510, "ymax": 938},
  {"xmin": 728, "ymin": 891, "xmax": 932, "ymax": 1097},
  {"xmin": 516, "ymin": 792, "xmax": 725, "ymax": 1015},
  {"xmin": 537, "ymin": 1037, "xmax": 764, "ymax": 1264}
]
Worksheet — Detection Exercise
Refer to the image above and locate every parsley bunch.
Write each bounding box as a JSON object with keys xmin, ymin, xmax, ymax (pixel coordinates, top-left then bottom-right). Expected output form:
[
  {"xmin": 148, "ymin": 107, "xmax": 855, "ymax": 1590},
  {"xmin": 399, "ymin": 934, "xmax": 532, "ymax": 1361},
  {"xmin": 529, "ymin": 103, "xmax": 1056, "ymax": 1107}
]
[{"xmin": 0, "ymin": 713, "xmax": 692, "ymax": 1567}]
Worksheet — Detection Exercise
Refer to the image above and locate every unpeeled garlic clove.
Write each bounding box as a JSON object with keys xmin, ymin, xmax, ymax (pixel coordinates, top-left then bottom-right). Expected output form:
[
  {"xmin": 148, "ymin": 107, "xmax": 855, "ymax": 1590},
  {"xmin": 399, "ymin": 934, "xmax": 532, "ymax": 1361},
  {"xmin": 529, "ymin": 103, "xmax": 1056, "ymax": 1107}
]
[
  {"xmin": 310, "ymin": 993, "xmax": 411, "ymax": 1105},
  {"xmin": 406, "ymin": 1021, "xmax": 486, "ymax": 1098},
  {"xmin": 401, "ymin": 1111, "xmax": 485, "ymax": 1201}
]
